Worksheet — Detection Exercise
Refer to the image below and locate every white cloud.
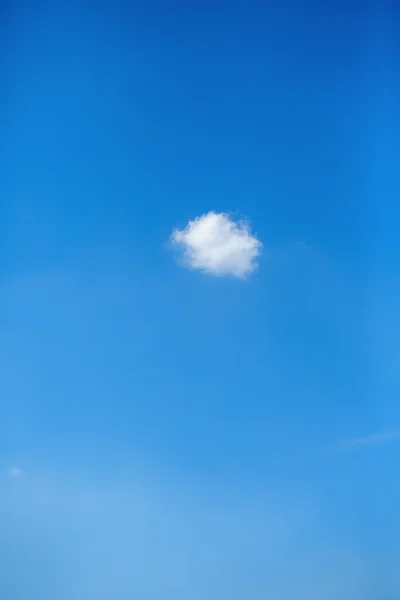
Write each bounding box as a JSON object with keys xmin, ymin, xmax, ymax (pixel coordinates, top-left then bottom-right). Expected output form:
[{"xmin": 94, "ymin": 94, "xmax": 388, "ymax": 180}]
[
  {"xmin": 336, "ymin": 429, "xmax": 400, "ymax": 452},
  {"xmin": 170, "ymin": 212, "xmax": 262, "ymax": 278},
  {"xmin": 8, "ymin": 466, "xmax": 24, "ymax": 478}
]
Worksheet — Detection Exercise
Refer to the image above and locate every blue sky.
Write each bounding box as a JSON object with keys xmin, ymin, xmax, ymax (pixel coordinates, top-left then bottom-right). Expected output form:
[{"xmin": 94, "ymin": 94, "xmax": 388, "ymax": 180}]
[{"xmin": 1, "ymin": 0, "xmax": 400, "ymax": 598}]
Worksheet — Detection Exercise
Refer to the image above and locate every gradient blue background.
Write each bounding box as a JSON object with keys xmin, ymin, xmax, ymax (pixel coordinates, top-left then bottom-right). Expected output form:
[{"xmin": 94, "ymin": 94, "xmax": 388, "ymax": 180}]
[{"xmin": 1, "ymin": 0, "xmax": 400, "ymax": 598}]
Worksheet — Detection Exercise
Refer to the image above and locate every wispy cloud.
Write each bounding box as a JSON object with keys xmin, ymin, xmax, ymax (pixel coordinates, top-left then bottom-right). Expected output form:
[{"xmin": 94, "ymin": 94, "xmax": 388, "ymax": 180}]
[
  {"xmin": 336, "ymin": 429, "xmax": 400, "ymax": 452},
  {"xmin": 170, "ymin": 211, "xmax": 262, "ymax": 278},
  {"xmin": 8, "ymin": 466, "xmax": 25, "ymax": 478}
]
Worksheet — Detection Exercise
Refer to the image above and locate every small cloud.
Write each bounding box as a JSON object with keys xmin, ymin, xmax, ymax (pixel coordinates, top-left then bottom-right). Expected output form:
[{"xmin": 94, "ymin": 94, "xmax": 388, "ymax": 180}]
[
  {"xmin": 336, "ymin": 429, "xmax": 400, "ymax": 452},
  {"xmin": 170, "ymin": 211, "xmax": 262, "ymax": 278},
  {"xmin": 8, "ymin": 466, "xmax": 25, "ymax": 478}
]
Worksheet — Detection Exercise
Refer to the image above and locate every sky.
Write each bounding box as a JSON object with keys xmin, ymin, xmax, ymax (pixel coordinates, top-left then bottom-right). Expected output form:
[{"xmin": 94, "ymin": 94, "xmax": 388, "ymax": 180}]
[{"xmin": 1, "ymin": 0, "xmax": 400, "ymax": 598}]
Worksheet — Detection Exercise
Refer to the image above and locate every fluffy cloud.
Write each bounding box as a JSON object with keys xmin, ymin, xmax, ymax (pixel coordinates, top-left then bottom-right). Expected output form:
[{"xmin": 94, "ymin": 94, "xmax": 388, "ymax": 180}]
[{"xmin": 171, "ymin": 212, "xmax": 262, "ymax": 278}]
